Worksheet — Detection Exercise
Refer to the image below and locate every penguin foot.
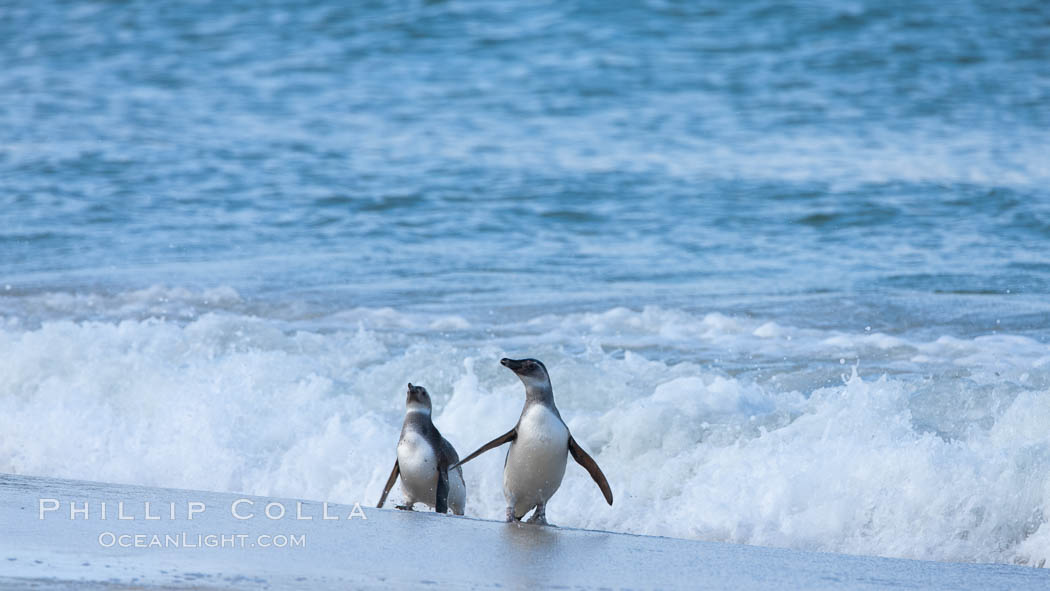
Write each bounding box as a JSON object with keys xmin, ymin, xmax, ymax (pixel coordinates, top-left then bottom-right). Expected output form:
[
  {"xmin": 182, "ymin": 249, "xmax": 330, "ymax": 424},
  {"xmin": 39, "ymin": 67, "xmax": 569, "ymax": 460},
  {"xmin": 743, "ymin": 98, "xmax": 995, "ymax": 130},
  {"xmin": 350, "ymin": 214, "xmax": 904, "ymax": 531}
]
[
  {"xmin": 526, "ymin": 504, "xmax": 547, "ymax": 525},
  {"xmin": 505, "ymin": 507, "xmax": 520, "ymax": 523},
  {"xmin": 395, "ymin": 504, "xmax": 414, "ymax": 511}
]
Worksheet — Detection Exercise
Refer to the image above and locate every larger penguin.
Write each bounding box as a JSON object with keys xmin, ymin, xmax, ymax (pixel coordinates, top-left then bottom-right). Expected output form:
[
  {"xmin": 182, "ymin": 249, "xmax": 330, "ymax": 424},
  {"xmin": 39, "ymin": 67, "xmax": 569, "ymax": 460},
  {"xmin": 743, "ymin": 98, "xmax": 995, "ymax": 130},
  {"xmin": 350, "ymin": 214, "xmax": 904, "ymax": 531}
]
[
  {"xmin": 453, "ymin": 358, "xmax": 612, "ymax": 524},
  {"xmin": 377, "ymin": 383, "xmax": 466, "ymax": 515}
]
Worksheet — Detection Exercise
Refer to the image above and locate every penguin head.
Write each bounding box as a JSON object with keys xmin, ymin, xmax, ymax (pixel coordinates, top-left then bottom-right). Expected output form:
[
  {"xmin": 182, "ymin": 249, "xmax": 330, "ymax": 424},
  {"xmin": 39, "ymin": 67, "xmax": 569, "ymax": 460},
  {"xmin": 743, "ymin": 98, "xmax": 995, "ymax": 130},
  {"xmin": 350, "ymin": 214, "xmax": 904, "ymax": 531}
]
[
  {"xmin": 500, "ymin": 357, "xmax": 552, "ymax": 392},
  {"xmin": 405, "ymin": 383, "xmax": 432, "ymax": 414}
]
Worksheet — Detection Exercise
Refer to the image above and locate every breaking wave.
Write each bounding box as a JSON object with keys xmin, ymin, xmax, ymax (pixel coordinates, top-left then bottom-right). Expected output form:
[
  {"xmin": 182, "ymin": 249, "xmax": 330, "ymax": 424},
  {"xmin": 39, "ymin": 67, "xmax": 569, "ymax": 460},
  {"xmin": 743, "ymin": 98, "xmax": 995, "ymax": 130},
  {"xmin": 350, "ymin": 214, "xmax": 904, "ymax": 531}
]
[{"xmin": 2, "ymin": 287, "xmax": 1048, "ymax": 566}]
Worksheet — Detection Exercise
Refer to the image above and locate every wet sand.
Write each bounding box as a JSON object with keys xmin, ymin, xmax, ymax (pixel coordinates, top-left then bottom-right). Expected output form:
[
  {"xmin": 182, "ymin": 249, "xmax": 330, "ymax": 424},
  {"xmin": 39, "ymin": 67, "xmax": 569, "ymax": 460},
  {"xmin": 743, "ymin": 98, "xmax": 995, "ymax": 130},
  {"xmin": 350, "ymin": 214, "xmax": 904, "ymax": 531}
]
[{"xmin": 0, "ymin": 473, "xmax": 1046, "ymax": 590}]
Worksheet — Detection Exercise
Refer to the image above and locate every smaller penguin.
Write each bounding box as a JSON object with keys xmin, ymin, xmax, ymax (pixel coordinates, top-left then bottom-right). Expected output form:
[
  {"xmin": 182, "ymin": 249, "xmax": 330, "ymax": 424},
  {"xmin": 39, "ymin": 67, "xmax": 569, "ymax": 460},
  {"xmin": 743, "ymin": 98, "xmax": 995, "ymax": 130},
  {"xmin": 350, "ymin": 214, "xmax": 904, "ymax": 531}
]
[{"xmin": 377, "ymin": 383, "xmax": 466, "ymax": 515}]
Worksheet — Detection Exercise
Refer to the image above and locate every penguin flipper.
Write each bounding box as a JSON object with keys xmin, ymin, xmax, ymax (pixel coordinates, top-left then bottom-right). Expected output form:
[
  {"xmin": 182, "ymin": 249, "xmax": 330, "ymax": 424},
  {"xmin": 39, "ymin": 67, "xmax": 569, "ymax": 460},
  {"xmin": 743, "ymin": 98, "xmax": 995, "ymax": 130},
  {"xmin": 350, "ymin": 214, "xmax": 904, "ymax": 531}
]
[
  {"xmin": 568, "ymin": 436, "xmax": 613, "ymax": 505},
  {"xmin": 450, "ymin": 428, "xmax": 517, "ymax": 469},
  {"xmin": 377, "ymin": 460, "xmax": 400, "ymax": 508},
  {"xmin": 436, "ymin": 460, "xmax": 450, "ymax": 514}
]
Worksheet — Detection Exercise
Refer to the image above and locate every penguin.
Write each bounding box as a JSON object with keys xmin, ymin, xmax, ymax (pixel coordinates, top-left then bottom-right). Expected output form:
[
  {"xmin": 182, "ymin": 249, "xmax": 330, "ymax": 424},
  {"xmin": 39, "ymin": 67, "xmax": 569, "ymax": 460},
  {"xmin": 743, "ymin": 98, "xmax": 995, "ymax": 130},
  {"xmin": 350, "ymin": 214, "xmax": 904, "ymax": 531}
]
[
  {"xmin": 377, "ymin": 383, "xmax": 466, "ymax": 515},
  {"xmin": 453, "ymin": 358, "xmax": 612, "ymax": 524}
]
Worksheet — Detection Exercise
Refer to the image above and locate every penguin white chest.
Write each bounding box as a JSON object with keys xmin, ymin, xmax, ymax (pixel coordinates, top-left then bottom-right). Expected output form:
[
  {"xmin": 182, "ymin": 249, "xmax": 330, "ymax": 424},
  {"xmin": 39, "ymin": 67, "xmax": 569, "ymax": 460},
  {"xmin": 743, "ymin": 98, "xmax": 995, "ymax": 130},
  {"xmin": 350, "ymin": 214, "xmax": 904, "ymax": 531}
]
[
  {"xmin": 397, "ymin": 431, "xmax": 438, "ymax": 504},
  {"xmin": 503, "ymin": 405, "xmax": 569, "ymax": 514}
]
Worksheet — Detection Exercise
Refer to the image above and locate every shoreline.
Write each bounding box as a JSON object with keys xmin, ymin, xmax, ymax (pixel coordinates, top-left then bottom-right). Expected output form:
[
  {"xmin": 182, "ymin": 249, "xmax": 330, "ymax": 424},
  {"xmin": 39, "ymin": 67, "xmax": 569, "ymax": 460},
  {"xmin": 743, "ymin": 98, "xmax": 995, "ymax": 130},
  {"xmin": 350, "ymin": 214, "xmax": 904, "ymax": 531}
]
[{"xmin": 1, "ymin": 473, "xmax": 1047, "ymax": 590}]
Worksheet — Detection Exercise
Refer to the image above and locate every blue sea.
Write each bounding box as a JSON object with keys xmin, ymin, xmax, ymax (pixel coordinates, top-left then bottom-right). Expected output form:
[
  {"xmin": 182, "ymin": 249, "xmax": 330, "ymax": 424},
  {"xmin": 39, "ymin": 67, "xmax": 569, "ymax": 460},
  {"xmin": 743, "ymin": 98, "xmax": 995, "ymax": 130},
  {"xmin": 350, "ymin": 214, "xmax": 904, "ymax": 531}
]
[{"xmin": 2, "ymin": 0, "xmax": 1050, "ymax": 566}]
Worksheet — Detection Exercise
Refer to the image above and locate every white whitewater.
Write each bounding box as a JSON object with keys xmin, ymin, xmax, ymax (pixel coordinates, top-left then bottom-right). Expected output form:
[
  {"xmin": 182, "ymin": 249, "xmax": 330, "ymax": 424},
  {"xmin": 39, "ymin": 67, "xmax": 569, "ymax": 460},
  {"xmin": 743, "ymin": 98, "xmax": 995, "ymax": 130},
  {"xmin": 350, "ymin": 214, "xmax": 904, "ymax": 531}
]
[{"xmin": 1, "ymin": 288, "xmax": 1049, "ymax": 567}]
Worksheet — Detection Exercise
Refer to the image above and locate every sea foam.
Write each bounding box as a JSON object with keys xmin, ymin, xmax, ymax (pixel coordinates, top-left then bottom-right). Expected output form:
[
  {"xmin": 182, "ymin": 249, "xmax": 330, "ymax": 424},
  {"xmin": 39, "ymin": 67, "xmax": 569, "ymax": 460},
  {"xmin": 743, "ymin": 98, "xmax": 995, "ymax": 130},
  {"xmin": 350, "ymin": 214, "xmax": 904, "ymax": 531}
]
[{"xmin": 1, "ymin": 288, "xmax": 1048, "ymax": 567}]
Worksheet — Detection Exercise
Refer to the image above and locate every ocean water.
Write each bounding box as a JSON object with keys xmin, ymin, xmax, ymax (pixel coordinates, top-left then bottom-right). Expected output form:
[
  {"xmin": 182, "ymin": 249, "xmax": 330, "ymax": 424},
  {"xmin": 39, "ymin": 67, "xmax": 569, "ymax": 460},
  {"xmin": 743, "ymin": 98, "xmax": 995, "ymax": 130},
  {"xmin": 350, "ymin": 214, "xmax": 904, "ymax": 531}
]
[{"xmin": 2, "ymin": 0, "xmax": 1050, "ymax": 567}]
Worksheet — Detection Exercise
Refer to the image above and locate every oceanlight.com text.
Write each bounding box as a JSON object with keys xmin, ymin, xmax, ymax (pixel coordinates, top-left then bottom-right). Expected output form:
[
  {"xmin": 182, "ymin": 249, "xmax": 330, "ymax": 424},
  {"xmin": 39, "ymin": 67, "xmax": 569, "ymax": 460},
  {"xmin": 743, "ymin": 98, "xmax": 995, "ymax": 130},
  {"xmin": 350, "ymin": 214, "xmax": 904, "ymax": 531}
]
[{"xmin": 97, "ymin": 532, "xmax": 307, "ymax": 549}]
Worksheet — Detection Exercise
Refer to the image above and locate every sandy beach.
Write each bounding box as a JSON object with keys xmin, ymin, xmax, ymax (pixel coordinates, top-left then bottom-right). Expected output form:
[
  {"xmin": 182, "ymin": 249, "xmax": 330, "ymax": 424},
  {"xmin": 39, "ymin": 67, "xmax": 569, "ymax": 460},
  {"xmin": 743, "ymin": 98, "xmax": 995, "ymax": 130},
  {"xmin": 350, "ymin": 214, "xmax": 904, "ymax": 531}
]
[{"xmin": 1, "ymin": 473, "xmax": 1046, "ymax": 590}]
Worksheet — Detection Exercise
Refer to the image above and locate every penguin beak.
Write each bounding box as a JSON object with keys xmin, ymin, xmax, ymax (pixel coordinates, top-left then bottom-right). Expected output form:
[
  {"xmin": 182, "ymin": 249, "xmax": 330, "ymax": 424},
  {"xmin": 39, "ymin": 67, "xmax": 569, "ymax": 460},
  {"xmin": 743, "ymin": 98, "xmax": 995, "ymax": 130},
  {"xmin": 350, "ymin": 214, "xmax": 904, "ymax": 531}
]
[{"xmin": 500, "ymin": 358, "xmax": 525, "ymax": 372}]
